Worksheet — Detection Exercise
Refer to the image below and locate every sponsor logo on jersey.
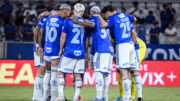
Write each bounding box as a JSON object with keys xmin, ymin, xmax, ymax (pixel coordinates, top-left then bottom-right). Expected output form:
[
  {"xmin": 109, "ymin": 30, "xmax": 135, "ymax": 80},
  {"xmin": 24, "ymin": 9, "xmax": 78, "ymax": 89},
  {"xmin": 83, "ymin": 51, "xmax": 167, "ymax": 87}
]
[
  {"xmin": 50, "ymin": 18, "xmax": 58, "ymax": 22},
  {"xmin": 46, "ymin": 47, "xmax": 52, "ymax": 53},
  {"xmin": 109, "ymin": 46, "xmax": 114, "ymax": 52},
  {"xmin": 64, "ymin": 68, "xmax": 72, "ymax": 71},
  {"xmin": 74, "ymin": 50, "xmax": 81, "ymax": 56},
  {"xmin": 118, "ymin": 14, "xmax": 125, "ymax": 18}
]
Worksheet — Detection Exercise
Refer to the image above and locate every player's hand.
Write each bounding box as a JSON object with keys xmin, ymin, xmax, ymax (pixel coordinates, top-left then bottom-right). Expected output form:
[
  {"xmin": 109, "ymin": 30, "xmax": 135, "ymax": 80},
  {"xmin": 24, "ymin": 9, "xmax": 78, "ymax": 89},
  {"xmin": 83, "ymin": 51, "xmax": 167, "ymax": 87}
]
[
  {"xmin": 43, "ymin": 11, "xmax": 50, "ymax": 16},
  {"xmin": 38, "ymin": 48, "xmax": 44, "ymax": 58},
  {"xmin": 36, "ymin": 47, "xmax": 39, "ymax": 55},
  {"xmin": 70, "ymin": 15, "xmax": 78, "ymax": 23},
  {"xmin": 59, "ymin": 50, "xmax": 63, "ymax": 58}
]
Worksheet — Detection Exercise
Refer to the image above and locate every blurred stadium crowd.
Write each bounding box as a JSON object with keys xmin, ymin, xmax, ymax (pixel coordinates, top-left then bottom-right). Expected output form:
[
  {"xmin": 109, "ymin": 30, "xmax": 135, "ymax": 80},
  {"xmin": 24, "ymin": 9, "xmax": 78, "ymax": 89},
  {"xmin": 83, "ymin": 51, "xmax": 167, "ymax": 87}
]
[{"xmin": 0, "ymin": 0, "xmax": 180, "ymax": 44}]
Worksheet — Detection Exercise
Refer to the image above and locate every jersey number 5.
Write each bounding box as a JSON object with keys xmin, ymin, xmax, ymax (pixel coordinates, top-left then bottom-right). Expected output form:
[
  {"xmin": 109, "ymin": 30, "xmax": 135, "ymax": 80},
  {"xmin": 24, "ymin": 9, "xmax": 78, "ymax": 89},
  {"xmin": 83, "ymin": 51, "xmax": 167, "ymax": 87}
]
[{"xmin": 120, "ymin": 22, "xmax": 131, "ymax": 38}]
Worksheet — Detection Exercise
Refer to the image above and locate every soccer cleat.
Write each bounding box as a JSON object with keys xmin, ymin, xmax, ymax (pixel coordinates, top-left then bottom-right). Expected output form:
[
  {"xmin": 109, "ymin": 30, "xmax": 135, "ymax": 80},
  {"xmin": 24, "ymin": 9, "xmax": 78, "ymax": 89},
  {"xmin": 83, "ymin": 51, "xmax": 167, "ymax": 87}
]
[
  {"xmin": 64, "ymin": 97, "xmax": 70, "ymax": 101},
  {"xmin": 91, "ymin": 97, "xmax": 102, "ymax": 101},
  {"xmin": 138, "ymin": 98, "xmax": 143, "ymax": 101},
  {"xmin": 78, "ymin": 96, "xmax": 85, "ymax": 101},
  {"xmin": 38, "ymin": 98, "xmax": 48, "ymax": 101},
  {"xmin": 102, "ymin": 98, "xmax": 106, "ymax": 101},
  {"xmin": 115, "ymin": 97, "xmax": 122, "ymax": 101},
  {"xmin": 55, "ymin": 97, "xmax": 65, "ymax": 101}
]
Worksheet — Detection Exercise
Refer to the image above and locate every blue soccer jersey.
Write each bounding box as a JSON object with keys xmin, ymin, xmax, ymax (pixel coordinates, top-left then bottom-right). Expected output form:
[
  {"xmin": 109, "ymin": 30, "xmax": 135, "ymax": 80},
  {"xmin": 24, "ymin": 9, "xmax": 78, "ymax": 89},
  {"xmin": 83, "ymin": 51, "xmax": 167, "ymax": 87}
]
[
  {"xmin": 33, "ymin": 16, "xmax": 48, "ymax": 52},
  {"xmin": 89, "ymin": 16, "xmax": 114, "ymax": 55},
  {"xmin": 62, "ymin": 16, "xmax": 87, "ymax": 59},
  {"xmin": 107, "ymin": 13, "xmax": 134, "ymax": 44},
  {"xmin": 90, "ymin": 32, "xmax": 96, "ymax": 55},
  {"xmin": 42, "ymin": 15, "xmax": 64, "ymax": 56}
]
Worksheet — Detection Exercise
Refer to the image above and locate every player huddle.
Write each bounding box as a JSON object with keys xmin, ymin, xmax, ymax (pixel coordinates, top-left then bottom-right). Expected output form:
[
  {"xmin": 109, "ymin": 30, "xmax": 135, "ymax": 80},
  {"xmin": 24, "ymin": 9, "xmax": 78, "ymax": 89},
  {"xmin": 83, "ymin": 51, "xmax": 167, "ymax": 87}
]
[{"xmin": 32, "ymin": 3, "xmax": 146, "ymax": 101}]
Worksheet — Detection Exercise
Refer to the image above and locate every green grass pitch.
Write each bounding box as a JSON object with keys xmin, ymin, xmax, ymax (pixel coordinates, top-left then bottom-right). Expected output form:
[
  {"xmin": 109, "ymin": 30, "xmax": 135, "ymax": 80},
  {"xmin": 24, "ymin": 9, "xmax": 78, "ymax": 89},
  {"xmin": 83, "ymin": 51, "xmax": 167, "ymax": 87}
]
[{"xmin": 0, "ymin": 86, "xmax": 180, "ymax": 101}]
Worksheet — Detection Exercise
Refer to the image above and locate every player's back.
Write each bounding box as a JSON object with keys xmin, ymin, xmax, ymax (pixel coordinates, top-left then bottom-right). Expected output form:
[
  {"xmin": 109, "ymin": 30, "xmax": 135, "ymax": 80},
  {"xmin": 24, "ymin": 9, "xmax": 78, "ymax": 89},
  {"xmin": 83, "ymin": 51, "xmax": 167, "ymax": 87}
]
[
  {"xmin": 62, "ymin": 16, "xmax": 86, "ymax": 59},
  {"xmin": 43, "ymin": 15, "xmax": 64, "ymax": 56},
  {"xmin": 89, "ymin": 16, "xmax": 114, "ymax": 55},
  {"xmin": 108, "ymin": 12, "xmax": 134, "ymax": 44}
]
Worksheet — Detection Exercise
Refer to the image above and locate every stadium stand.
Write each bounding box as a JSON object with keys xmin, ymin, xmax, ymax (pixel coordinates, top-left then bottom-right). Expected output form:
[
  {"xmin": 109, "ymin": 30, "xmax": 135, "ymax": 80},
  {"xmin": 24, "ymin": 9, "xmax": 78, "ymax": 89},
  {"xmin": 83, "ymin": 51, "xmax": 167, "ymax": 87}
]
[{"xmin": 0, "ymin": 0, "xmax": 180, "ymax": 44}]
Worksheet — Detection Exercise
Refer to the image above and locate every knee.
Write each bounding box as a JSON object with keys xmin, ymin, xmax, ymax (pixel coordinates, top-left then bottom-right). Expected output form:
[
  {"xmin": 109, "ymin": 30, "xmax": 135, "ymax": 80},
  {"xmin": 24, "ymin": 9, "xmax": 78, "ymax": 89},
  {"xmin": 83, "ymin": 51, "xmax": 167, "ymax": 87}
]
[{"xmin": 38, "ymin": 66, "xmax": 45, "ymax": 76}]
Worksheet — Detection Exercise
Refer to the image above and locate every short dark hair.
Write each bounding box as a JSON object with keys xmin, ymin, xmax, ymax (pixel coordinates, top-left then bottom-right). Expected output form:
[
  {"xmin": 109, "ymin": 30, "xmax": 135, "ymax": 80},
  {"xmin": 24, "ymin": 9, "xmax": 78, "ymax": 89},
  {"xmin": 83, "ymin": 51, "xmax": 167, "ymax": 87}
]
[
  {"xmin": 133, "ymin": 1, "xmax": 138, "ymax": 6},
  {"xmin": 149, "ymin": 11, "xmax": 153, "ymax": 15},
  {"xmin": 39, "ymin": 0, "xmax": 43, "ymax": 3},
  {"xmin": 29, "ymin": 4, "xmax": 32, "ymax": 6},
  {"xmin": 139, "ymin": 18, "xmax": 145, "ymax": 24},
  {"xmin": 19, "ymin": 3, "xmax": 23, "ymax": 6},
  {"xmin": 154, "ymin": 21, "xmax": 159, "ymax": 25},
  {"xmin": 168, "ymin": 3, "xmax": 172, "ymax": 5},
  {"xmin": 101, "ymin": 5, "xmax": 114, "ymax": 14},
  {"xmin": 53, "ymin": 4, "xmax": 61, "ymax": 10},
  {"xmin": 82, "ymin": 14, "xmax": 90, "ymax": 19},
  {"xmin": 163, "ymin": 4, "xmax": 168, "ymax": 9},
  {"xmin": 169, "ymin": 23, "xmax": 173, "ymax": 27},
  {"xmin": 113, "ymin": 7, "xmax": 117, "ymax": 11}
]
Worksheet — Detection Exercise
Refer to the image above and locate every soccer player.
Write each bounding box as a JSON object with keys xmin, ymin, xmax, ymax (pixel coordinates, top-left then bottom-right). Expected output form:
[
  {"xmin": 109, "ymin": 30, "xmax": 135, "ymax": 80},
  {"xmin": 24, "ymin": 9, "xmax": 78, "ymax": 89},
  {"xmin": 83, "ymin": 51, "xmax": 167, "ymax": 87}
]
[
  {"xmin": 94, "ymin": 5, "xmax": 137, "ymax": 101},
  {"xmin": 32, "ymin": 13, "xmax": 47, "ymax": 101},
  {"xmin": 38, "ymin": 4, "xmax": 71, "ymax": 101},
  {"xmin": 56, "ymin": 3, "xmax": 90, "ymax": 101},
  {"xmin": 71, "ymin": 6, "xmax": 114, "ymax": 101}
]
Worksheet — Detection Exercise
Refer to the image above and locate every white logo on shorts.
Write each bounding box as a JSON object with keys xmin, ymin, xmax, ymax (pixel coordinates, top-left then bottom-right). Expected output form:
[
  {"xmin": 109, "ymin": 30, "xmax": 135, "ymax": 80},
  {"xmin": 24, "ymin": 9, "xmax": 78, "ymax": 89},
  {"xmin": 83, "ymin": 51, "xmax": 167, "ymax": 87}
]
[
  {"xmin": 46, "ymin": 47, "xmax": 52, "ymax": 53},
  {"xmin": 109, "ymin": 46, "xmax": 114, "ymax": 52},
  {"xmin": 74, "ymin": 50, "xmax": 81, "ymax": 56}
]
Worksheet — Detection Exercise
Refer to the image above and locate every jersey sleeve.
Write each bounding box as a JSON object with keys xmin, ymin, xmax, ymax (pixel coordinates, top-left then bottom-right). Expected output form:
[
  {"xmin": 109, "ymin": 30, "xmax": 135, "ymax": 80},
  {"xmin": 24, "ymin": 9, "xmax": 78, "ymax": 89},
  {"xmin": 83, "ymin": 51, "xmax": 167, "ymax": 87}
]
[
  {"xmin": 130, "ymin": 22, "xmax": 134, "ymax": 30},
  {"xmin": 37, "ymin": 17, "xmax": 43, "ymax": 28},
  {"xmin": 62, "ymin": 19, "xmax": 69, "ymax": 34},
  {"xmin": 107, "ymin": 15, "xmax": 114, "ymax": 29},
  {"xmin": 41, "ymin": 20, "xmax": 46, "ymax": 30},
  {"xmin": 89, "ymin": 16, "xmax": 97, "ymax": 30},
  {"xmin": 125, "ymin": 13, "xmax": 134, "ymax": 22},
  {"xmin": 149, "ymin": 28, "xmax": 153, "ymax": 33}
]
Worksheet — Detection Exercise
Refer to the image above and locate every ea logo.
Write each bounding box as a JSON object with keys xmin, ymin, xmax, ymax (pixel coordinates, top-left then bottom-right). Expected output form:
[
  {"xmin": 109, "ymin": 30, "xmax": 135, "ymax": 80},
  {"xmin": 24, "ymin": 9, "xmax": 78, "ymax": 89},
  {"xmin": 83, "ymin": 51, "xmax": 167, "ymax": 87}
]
[{"xmin": 74, "ymin": 51, "xmax": 81, "ymax": 56}]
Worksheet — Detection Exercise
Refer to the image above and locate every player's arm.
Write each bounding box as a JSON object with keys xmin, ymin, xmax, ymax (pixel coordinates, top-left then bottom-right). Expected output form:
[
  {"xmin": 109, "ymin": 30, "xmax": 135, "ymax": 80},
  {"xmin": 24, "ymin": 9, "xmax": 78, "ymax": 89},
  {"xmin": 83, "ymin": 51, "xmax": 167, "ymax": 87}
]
[
  {"xmin": 37, "ymin": 11, "xmax": 50, "ymax": 21},
  {"xmin": 59, "ymin": 32, "xmax": 67, "ymax": 58},
  {"xmin": 71, "ymin": 15, "xmax": 95, "ymax": 28},
  {"xmin": 38, "ymin": 28, "xmax": 45, "ymax": 58},
  {"xmin": 131, "ymin": 29, "xmax": 137, "ymax": 45},
  {"xmin": 94, "ymin": 14, "xmax": 109, "ymax": 28},
  {"xmin": 85, "ymin": 37, "xmax": 89, "ymax": 53}
]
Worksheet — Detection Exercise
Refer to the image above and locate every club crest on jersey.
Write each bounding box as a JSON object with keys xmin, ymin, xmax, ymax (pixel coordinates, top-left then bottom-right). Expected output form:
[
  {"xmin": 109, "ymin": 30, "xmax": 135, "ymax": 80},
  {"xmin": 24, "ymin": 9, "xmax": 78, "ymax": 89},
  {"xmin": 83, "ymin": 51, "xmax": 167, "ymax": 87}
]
[
  {"xmin": 50, "ymin": 18, "xmax": 58, "ymax": 22},
  {"xmin": 74, "ymin": 50, "xmax": 81, "ymax": 56},
  {"xmin": 118, "ymin": 14, "xmax": 125, "ymax": 18},
  {"xmin": 46, "ymin": 47, "xmax": 52, "ymax": 53},
  {"xmin": 109, "ymin": 46, "xmax": 114, "ymax": 52}
]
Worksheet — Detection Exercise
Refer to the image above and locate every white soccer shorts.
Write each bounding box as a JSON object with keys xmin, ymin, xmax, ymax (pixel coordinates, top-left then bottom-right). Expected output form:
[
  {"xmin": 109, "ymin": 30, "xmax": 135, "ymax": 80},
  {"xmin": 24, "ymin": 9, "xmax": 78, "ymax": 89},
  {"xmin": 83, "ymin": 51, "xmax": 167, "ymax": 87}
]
[
  {"xmin": 116, "ymin": 43, "xmax": 136, "ymax": 69},
  {"xmin": 131, "ymin": 49, "xmax": 140, "ymax": 70},
  {"xmin": 58, "ymin": 56, "xmax": 85, "ymax": 74},
  {"xmin": 89, "ymin": 54, "xmax": 94, "ymax": 70},
  {"xmin": 93, "ymin": 52, "xmax": 113, "ymax": 74},
  {"xmin": 34, "ymin": 52, "xmax": 45, "ymax": 67},
  {"xmin": 44, "ymin": 55, "xmax": 59, "ymax": 63}
]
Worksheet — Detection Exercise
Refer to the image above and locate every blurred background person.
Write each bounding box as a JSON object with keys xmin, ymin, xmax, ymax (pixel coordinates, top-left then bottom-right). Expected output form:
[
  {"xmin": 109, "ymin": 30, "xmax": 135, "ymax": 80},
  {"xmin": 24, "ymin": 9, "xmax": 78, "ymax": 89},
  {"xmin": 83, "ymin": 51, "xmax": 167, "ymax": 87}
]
[
  {"xmin": 22, "ymin": 19, "xmax": 33, "ymax": 42},
  {"xmin": 136, "ymin": 18, "xmax": 147, "ymax": 43},
  {"xmin": 121, "ymin": 7, "xmax": 126, "ymax": 13},
  {"xmin": 46, "ymin": 0, "xmax": 54, "ymax": 11},
  {"xmin": 146, "ymin": 11, "xmax": 155, "ymax": 24},
  {"xmin": 164, "ymin": 23, "xmax": 177, "ymax": 44},
  {"xmin": 1, "ymin": 0, "xmax": 13, "ymax": 24},
  {"xmin": 167, "ymin": 3, "xmax": 176, "ymax": 24},
  {"xmin": 24, "ymin": 12, "xmax": 36, "ymax": 26},
  {"xmin": 129, "ymin": 1, "xmax": 143, "ymax": 18},
  {"xmin": 36, "ymin": 0, "xmax": 47, "ymax": 15},
  {"xmin": 23, "ymin": 4, "xmax": 37, "ymax": 19},
  {"xmin": 14, "ymin": 27, "xmax": 22, "ymax": 42},
  {"xmin": 4, "ymin": 19, "xmax": 16, "ymax": 41},
  {"xmin": 15, "ymin": 3, "xmax": 25, "ymax": 27},
  {"xmin": 149, "ymin": 21, "xmax": 161, "ymax": 44},
  {"xmin": 160, "ymin": 4, "xmax": 170, "ymax": 33}
]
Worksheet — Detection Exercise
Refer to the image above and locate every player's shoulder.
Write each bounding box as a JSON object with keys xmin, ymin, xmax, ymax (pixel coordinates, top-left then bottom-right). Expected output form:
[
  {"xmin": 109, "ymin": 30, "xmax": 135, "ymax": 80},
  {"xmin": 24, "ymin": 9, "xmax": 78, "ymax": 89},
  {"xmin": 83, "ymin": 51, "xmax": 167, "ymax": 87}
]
[{"xmin": 78, "ymin": 17, "xmax": 86, "ymax": 22}]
